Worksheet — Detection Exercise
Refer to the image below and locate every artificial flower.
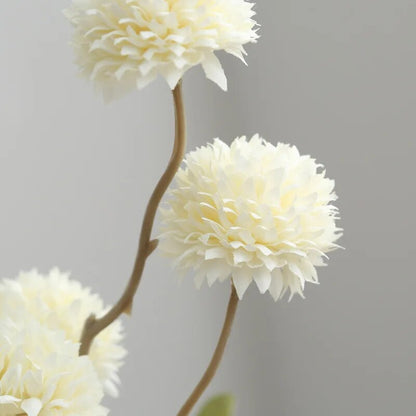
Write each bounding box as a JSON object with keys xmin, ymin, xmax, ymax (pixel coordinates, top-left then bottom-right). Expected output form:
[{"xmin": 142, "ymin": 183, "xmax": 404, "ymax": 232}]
[
  {"xmin": 159, "ymin": 135, "xmax": 342, "ymax": 300},
  {"xmin": 65, "ymin": 0, "xmax": 258, "ymax": 99},
  {"xmin": 0, "ymin": 268, "xmax": 127, "ymax": 398},
  {"xmin": 0, "ymin": 317, "xmax": 107, "ymax": 416}
]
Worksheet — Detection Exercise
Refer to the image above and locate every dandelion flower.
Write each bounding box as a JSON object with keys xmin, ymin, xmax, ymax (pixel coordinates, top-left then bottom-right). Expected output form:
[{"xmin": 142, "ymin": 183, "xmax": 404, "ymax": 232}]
[
  {"xmin": 159, "ymin": 135, "xmax": 342, "ymax": 300},
  {"xmin": 65, "ymin": 0, "xmax": 258, "ymax": 99},
  {"xmin": 0, "ymin": 317, "xmax": 107, "ymax": 416},
  {"xmin": 0, "ymin": 269, "xmax": 127, "ymax": 398}
]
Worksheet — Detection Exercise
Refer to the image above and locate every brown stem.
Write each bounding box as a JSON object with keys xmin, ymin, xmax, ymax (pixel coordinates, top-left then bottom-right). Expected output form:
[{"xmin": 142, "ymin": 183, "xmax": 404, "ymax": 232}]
[
  {"xmin": 177, "ymin": 284, "xmax": 239, "ymax": 416},
  {"xmin": 79, "ymin": 81, "xmax": 187, "ymax": 356}
]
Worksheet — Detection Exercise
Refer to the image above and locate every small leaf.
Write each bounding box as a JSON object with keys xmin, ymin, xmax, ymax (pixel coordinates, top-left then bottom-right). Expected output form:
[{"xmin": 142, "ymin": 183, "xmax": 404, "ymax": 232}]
[{"xmin": 197, "ymin": 394, "xmax": 235, "ymax": 416}]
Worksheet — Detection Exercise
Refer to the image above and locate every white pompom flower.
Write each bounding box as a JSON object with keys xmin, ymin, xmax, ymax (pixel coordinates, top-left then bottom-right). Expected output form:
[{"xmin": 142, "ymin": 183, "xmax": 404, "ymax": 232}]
[
  {"xmin": 64, "ymin": 0, "xmax": 258, "ymax": 99},
  {"xmin": 0, "ymin": 269, "xmax": 127, "ymax": 398},
  {"xmin": 0, "ymin": 317, "xmax": 107, "ymax": 416},
  {"xmin": 159, "ymin": 135, "xmax": 342, "ymax": 300}
]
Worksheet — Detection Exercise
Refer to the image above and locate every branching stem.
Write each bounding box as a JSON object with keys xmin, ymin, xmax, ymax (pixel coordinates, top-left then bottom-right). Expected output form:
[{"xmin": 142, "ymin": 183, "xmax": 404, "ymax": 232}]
[{"xmin": 79, "ymin": 81, "xmax": 186, "ymax": 356}]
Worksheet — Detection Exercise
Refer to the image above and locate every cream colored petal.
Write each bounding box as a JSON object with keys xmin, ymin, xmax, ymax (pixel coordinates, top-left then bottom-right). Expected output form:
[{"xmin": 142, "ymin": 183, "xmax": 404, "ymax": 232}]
[
  {"xmin": 201, "ymin": 53, "xmax": 227, "ymax": 91},
  {"xmin": 269, "ymin": 269, "xmax": 284, "ymax": 302},
  {"xmin": 254, "ymin": 268, "xmax": 272, "ymax": 294},
  {"xmin": 21, "ymin": 398, "xmax": 43, "ymax": 416},
  {"xmin": 232, "ymin": 269, "xmax": 252, "ymax": 299},
  {"xmin": 163, "ymin": 67, "xmax": 185, "ymax": 90}
]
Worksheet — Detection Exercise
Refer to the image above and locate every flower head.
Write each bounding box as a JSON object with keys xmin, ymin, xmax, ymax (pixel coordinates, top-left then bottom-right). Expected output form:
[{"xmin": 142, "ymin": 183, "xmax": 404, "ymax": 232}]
[
  {"xmin": 0, "ymin": 269, "xmax": 127, "ymax": 398},
  {"xmin": 0, "ymin": 317, "xmax": 107, "ymax": 416},
  {"xmin": 65, "ymin": 0, "xmax": 258, "ymax": 99},
  {"xmin": 159, "ymin": 135, "xmax": 342, "ymax": 300}
]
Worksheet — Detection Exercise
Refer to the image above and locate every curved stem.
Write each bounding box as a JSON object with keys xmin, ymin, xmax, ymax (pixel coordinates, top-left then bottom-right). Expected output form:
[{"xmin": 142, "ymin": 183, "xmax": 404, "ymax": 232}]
[
  {"xmin": 177, "ymin": 284, "xmax": 239, "ymax": 416},
  {"xmin": 79, "ymin": 81, "xmax": 187, "ymax": 356}
]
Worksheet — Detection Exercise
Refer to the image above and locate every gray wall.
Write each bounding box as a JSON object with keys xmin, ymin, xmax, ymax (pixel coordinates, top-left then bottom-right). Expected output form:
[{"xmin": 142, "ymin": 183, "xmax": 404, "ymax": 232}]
[{"xmin": 0, "ymin": 1, "xmax": 415, "ymax": 415}]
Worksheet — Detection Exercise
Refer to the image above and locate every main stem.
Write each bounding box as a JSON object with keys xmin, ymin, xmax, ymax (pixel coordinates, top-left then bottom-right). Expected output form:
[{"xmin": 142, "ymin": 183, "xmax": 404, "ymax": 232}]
[
  {"xmin": 79, "ymin": 81, "xmax": 187, "ymax": 356},
  {"xmin": 177, "ymin": 284, "xmax": 239, "ymax": 416}
]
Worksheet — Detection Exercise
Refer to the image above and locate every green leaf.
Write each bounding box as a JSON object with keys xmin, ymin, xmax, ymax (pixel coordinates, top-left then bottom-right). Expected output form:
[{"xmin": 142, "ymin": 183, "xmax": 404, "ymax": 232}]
[{"xmin": 197, "ymin": 394, "xmax": 236, "ymax": 416}]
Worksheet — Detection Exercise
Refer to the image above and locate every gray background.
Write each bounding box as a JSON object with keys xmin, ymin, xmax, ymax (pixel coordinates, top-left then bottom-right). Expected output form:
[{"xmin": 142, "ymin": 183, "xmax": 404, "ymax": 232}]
[{"xmin": 0, "ymin": 1, "xmax": 415, "ymax": 415}]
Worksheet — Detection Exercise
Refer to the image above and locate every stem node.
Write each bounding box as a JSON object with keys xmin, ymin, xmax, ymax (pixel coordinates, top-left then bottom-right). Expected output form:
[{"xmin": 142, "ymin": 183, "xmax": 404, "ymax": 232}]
[{"xmin": 147, "ymin": 239, "xmax": 159, "ymax": 257}]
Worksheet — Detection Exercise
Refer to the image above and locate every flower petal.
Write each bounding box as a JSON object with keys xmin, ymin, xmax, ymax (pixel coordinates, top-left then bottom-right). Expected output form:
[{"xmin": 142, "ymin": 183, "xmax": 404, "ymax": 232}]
[
  {"xmin": 254, "ymin": 268, "xmax": 272, "ymax": 294},
  {"xmin": 21, "ymin": 398, "xmax": 43, "ymax": 416},
  {"xmin": 232, "ymin": 269, "xmax": 252, "ymax": 299},
  {"xmin": 202, "ymin": 53, "xmax": 228, "ymax": 91}
]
